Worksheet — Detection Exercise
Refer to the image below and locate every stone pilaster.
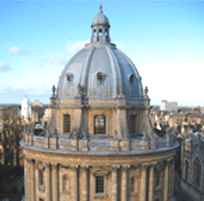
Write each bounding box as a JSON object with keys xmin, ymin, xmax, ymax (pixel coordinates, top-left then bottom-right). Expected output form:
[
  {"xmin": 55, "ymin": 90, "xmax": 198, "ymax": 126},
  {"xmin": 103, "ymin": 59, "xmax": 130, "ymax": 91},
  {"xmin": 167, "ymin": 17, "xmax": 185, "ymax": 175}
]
[
  {"xmin": 24, "ymin": 158, "xmax": 31, "ymax": 201},
  {"xmin": 121, "ymin": 165, "xmax": 130, "ymax": 201},
  {"xmin": 71, "ymin": 165, "xmax": 79, "ymax": 201},
  {"xmin": 52, "ymin": 163, "xmax": 59, "ymax": 201},
  {"xmin": 73, "ymin": 108, "xmax": 82, "ymax": 137},
  {"xmin": 140, "ymin": 164, "xmax": 149, "ymax": 201},
  {"xmin": 82, "ymin": 165, "xmax": 89, "ymax": 201},
  {"xmin": 148, "ymin": 162, "xmax": 157, "ymax": 201},
  {"xmin": 164, "ymin": 158, "xmax": 173, "ymax": 201},
  {"xmin": 117, "ymin": 108, "xmax": 129, "ymax": 139},
  {"xmin": 171, "ymin": 160, "xmax": 175, "ymax": 199},
  {"xmin": 31, "ymin": 160, "xmax": 36, "ymax": 201},
  {"xmin": 46, "ymin": 162, "xmax": 51, "ymax": 201},
  {"xmin": 112, "ymin": 165, "xmax": 119, "ymax": 201}
]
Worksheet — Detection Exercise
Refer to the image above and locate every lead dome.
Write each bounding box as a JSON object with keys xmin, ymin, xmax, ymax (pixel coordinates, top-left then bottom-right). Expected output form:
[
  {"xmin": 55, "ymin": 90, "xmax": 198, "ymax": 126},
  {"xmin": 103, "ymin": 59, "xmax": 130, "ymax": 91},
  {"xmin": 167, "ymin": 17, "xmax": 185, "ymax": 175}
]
[
  {"xmin": 57, "ymin": 5, "xmax": 143, "ymax": 100},
  {"xmin": 92, "ymin": 5, "xmax": 110, "ymax": 27}
]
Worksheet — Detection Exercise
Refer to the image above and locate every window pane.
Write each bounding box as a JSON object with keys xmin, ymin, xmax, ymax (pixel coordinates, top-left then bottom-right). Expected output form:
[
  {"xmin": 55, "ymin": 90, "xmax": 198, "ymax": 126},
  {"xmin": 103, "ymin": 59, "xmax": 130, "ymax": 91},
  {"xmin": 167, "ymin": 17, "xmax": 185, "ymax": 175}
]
[
  {"xmin": 39, "ymin": 170, "xmax": 44, "ymax": 185},
  {"xmin": 94, "ymin": 115, "xmax": 106, "ymax": 134},
  {"xmin": 96, "ymin": 176, "xmax": 104, "ymax": 193},
  {"xmin": 64, "ymin": 114, "xmax": 71, "ymax": 133},
  {"xmin": 129, "ymin": 115, "xmax": 136, "ymax": 134}
]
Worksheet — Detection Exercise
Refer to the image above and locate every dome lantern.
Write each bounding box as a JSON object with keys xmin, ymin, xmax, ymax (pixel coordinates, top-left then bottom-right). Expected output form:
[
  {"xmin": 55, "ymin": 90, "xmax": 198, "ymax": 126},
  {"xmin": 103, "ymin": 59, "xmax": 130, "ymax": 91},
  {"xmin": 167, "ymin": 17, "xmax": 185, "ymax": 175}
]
[{"xmin": 91, "ymin": 5, "xmax": 111, "ymax": 43}]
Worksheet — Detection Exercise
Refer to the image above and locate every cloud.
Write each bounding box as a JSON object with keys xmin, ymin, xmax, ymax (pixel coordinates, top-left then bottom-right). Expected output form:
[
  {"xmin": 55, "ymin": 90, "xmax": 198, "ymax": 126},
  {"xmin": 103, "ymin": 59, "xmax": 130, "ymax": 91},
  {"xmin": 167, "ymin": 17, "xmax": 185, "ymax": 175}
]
[
  {"xmin": 7, "ymin": 46, "xmax": 23, "ymax": 54},
  {"xmin": 44, "ymin": 51, "xmax": 66, "ymax": 66},
  {"xmin": 66, "ymin": 39, "xmax": 90, "ymax": 54},
  {"xmin": 7, "ymin": 46, "xmax": 34, "ymax": 54},
  {"xmin": 180, "ymin": 52, "xmax": 187, "ymax": 59},
  {"xmin": 0, "ymin": 63, "xmax": 11, "ymax": 73},
  {"xmin": 48, "ymin": 53, "xmax": 66, "ymax": 66}
]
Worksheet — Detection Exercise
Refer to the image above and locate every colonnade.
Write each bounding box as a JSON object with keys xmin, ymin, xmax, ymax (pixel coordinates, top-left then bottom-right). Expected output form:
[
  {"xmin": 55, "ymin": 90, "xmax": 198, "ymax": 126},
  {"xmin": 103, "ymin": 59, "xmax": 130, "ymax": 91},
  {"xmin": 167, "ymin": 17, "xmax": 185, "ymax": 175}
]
[{"xmin": 24, "ymin": 158, "xmax": 175, "ymax": 201}]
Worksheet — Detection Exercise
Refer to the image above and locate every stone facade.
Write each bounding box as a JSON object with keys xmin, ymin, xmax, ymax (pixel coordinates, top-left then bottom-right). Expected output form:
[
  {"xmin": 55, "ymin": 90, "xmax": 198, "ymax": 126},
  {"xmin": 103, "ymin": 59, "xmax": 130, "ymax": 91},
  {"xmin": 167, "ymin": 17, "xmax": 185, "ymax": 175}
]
[
  {"xmin": 21, "ymin": 6, "xmax": 178, "ymax": 201},
  {"xmin": 22, "ymin": 146, "xmax": 176, "ymax": 201},
  {"xmin": 179, "ymin": 130, "xmax": 204, "ymax": 200}
]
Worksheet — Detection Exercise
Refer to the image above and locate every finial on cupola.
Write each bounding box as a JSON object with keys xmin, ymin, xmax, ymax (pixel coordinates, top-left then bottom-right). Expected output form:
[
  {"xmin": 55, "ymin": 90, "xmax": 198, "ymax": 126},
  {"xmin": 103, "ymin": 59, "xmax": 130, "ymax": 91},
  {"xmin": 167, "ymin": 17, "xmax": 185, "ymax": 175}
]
[{"xmin": 99, "ymin": 4, "xmax": 103, "ymax": 13}]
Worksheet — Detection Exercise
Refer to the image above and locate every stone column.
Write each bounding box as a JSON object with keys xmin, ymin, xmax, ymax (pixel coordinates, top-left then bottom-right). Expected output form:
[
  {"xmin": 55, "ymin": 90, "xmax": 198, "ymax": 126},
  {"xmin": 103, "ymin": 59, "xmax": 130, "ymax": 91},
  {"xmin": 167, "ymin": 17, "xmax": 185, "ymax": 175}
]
[
  {"xmin": 31, "ymin": 160, "xmax": 36, "ymax": 201},
  {"xmin": 140, "ymin": 164, "xmax": 148, "ymax": 201},
  {"xmin": 71, "ymin": 165, "xmax": 79, "ymax": 201},
  {"xmin": 82, "ymin": 166, "xmax": 89, "ymax": 201},
  {"xmin": 170, "ymin": 160, "xmax": 175, "ymax": 200},
  {"xmin": 164, "ymin": 159, "xmax": 171, "ymax": 201},
  {"xmin": 121, "ymin": 165, "xmax": 129, "ymax": 201},
  {"xmin": 52, "ymin": 163, "xmax": 59, "ymax": 201},
  {"xmin": 112, "ymin": 166, "xmax": 119, "ymax": 201},
  {"xmin": 24, "ymin": 158, "xmax": 31, "ymax": 201},
  {"xmin": 148, "ymin": 162, "xmax": 157, "ymax": 201},
  {"xmin": 46, "ymin": 163, "xmax": 51, "ymax": 201}
]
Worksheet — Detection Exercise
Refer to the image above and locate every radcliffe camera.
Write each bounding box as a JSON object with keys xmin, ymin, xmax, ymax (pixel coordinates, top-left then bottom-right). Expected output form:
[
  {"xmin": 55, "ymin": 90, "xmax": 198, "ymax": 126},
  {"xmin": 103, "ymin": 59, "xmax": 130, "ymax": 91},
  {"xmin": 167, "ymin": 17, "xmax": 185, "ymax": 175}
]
[{"xmin": 0, "ymin": 2, "xmax": 203, "ymax": 201}]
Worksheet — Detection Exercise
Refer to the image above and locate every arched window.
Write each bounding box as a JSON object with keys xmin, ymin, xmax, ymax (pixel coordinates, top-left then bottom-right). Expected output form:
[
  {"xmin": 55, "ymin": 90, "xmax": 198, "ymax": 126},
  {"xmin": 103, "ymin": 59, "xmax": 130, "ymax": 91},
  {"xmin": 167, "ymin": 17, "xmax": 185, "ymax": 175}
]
[
  {"xmin": 99, "ymin": 28, "xmax": 103, "ymax": 36},
  {"xmin": 63, "ymin": 175, "xmax": 70, "ymax": 192},
  {"xmin": 105, "ymin": 29, "xmax": 108, "ymax": 36},
  {"xmin": 94, "ymin": 115, "xmax": 106, "ymax": 134},
  {"xmin": 193, "ymin": 157, "xmax": 201, "ymax": 187},
  {"xmin": 185, "ymin": 160, "xmax": 189, "ymax": 180},
  {"xmin": 64, "ymin": 114, "xmax": 71, "ymax": 133},
  {"xmin": 39, "ymin": 170, "xmax": 44, "ymax": 186}
]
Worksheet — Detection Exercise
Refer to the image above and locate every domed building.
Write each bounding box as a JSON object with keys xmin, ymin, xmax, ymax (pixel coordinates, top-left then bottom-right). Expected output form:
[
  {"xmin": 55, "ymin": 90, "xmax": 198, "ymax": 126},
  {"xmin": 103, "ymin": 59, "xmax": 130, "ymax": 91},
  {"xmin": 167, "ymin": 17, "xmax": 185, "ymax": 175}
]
[{"xmin": 22, "ymin": 6, "xmax": 178, "ymax": 201}]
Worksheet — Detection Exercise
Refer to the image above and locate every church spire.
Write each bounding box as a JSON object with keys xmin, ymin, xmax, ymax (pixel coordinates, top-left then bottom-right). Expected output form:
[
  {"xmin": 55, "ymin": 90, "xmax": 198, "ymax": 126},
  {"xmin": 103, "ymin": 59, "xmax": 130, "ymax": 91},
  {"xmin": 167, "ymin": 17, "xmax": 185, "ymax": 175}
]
[{"xmin": 91, "ymin": 5, "xmax": 111, "ymax": 43}]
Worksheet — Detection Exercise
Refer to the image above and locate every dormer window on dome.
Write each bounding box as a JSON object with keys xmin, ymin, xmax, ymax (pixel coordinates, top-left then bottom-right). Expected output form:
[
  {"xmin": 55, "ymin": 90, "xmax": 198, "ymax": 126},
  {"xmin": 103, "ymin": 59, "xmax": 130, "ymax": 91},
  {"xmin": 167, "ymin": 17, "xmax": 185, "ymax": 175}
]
[
  {"xmin": 91, "ymin": 5, "xmax": 111, "ymax": 43},
  {"xmin": 66, "ymin": 73, "xmax": 73, "ymax": 82},
  {"xmin": 128, "ymin": 73, "xmax": 134, "ymax": 84},
  {"xmin": 97, "ymin": 72, "xmax": 104, "ymax": 82}
]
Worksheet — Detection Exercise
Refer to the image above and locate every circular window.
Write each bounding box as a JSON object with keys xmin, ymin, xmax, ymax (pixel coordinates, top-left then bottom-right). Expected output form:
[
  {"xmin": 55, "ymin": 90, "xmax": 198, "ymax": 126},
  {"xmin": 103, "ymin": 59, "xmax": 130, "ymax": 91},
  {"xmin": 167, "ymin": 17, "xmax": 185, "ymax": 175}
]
[
  {"xmin": 97, "ymin": 72, "xmax": 104, "ymax": 82},
  {"xmin": 66, "ymin": 73, "xmax": 73, "ymax": 82}
]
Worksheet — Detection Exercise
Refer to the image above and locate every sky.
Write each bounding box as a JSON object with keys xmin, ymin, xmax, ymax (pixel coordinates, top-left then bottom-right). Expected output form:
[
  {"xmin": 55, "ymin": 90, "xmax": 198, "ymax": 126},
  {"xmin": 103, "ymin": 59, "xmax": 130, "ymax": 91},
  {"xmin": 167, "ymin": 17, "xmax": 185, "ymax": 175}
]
[{"xmin": 0, "ymin": 0, "xmax": 204, "ymax": 106}]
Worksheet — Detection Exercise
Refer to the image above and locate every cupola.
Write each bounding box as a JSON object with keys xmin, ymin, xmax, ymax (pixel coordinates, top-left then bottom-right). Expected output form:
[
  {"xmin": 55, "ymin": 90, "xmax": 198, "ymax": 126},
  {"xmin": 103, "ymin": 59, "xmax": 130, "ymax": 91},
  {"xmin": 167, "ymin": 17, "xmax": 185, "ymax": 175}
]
[{"xmin": 91, "ymin": 5, "xmax": 111, "ymax": 43}]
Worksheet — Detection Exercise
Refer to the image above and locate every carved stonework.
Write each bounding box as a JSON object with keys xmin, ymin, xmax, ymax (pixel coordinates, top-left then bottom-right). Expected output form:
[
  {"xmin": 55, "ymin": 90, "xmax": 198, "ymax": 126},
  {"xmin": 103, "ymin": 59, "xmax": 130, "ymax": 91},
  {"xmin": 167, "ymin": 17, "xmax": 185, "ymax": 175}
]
[
  {"xmin": 136, "ymin": 103, "xmax": 145, "ymax": 109},
  {"xmin": 51, "ymin": 85, "xmax": 56, "ymax": 98},
  {"xmin": 143, "ymin": 86, "xmax": 149, "ymax": 98},
  {"xmin": 118, "ymin": 85, "xmax": 125, "ymax": 98},
  {"xmin": 93, "ymin": 167, "xmax": 111, "ymax": 177},
  {"xmin": 82, "ymin": 130, "xmax": 88, "ymax": 139},
  {"xmin": 77, "ymin": 83, "xmax": 82, "ymax": 97},
  {"xmin": 70, "ymin": 128, "xmax": 79, "ymax": 139},
  {"xmin": 36, "ymin": 162, "xmax": 45, "ymax": 171}
]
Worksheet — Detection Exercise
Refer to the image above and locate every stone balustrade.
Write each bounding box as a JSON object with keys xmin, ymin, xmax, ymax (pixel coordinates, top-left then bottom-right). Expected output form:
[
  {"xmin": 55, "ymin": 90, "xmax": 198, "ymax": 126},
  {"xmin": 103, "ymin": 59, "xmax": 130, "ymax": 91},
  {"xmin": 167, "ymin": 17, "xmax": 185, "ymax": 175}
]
[{"xmin": 23, "ymin": 131, "xmax": 176, "ymax": 152}]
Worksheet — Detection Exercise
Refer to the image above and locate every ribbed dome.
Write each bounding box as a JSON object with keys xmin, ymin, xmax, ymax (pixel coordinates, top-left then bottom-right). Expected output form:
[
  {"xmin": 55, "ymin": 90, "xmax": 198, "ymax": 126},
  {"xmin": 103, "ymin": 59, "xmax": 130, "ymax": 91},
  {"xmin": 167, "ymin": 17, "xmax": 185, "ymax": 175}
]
[
  {"xmin": 57, "ymin": 43, "xmax": 143, "ymax": 100},
  {"xmin": 91, "ymin": 5, "xmax": 110, "ymax": 27},
  {"xmin": 57, "ymin": 5, "xmax": 143, "ymax": 100}
]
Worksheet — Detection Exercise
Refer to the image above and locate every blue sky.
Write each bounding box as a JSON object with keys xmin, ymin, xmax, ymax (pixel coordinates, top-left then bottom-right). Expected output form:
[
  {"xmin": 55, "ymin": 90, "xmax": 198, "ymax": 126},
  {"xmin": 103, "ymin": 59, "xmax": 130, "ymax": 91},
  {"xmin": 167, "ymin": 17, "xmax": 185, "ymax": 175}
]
[{"xmin": 0, "ymin": 1, "xmax": 204, "ymax": 106}]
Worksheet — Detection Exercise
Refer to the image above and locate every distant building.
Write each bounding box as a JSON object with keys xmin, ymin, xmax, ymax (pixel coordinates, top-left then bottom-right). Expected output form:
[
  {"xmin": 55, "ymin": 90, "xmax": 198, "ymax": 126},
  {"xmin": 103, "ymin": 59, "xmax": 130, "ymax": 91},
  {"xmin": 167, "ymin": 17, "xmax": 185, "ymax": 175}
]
[
  {"xmin": 20, "ymin": 97, "xmax": 32, "ymax": 121},
  {"xmin": 160, "ymin": 100, "xmax": 178, "ymax": 111},
  {"xmin": 31, "ymin": 99, "xmax": 45, "ymax": 123},
  {"xmin": 31, "ymin": 99, "xmax": 43, "ymax": 107},
  {"xmin": 179, "ymin": 130, "xmax": 204, "ymax": 201}
]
